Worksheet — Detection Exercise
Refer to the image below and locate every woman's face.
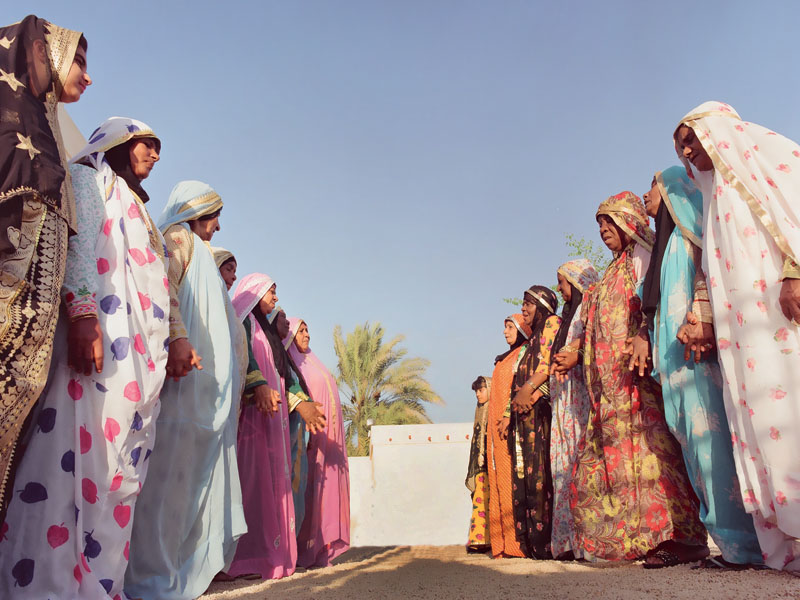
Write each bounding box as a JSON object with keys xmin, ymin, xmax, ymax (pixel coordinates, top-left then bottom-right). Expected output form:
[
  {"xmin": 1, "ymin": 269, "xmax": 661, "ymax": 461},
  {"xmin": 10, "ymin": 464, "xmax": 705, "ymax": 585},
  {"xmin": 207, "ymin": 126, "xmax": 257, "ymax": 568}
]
[
  {"xmin": 503, "ymin": 320, "xmax": 518, "ymax": 346},
  {"xmin": 675, "ymin": 125, "xmax": 714, "ymax": 172},
  {"xmin": 219, "ymin": 259, "xmax": 236, "ymax": 290},
  {"xmin": 598, "ymin": 215, "xmax": 629, "ymax": 253},
  {"xmin": 189, "ymin": 213, "xmax": 221, "ymax": 242},
  {"xmin": 643, "ymin": 177, "xmax": 662, "ymax": 218},
  {"xmin": 556, "ymin": 273, "xmax": 571, "ymax": 303},
  {"xmin": 258, "ymin": 284, "xmax": 278, "ymax": 315},
  {"xmin": 59, "ymin": 45, "xmax": 91, "ymax": 103},
  {"xmin": 275, "ymin": 310, "xmax": 290, "ymax": 339},
  {"xmin": 129, "ymin": 138, "xmax": 160, "ymax": 180},
  {"xmin": 293, "ymin": 322, "xmax": 310, "ymax": 353},
  {"xmin": 475, "ymin": 385, "xmax": 489, "ymax": 405},
  {"xmin": 521, "ymin": 296, "xmax": 538, "ymax": 327}
]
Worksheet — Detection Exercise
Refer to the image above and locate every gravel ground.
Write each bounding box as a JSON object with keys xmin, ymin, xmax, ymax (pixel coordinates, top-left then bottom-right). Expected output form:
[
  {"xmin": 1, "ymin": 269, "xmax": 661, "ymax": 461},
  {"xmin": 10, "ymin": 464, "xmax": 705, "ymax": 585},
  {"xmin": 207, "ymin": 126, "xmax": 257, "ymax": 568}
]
[{"xmin": 202, "ymin": 545, "xmax": 800, "ymax": 599}]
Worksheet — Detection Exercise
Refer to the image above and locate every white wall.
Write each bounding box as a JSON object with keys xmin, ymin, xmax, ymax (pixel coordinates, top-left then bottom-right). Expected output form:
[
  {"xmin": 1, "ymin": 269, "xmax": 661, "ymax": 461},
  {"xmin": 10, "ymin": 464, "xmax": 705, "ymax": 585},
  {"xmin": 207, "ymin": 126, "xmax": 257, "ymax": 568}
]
[{"xmin": 349, "ymin": 422, "xmax": 474, "ymax": 547}]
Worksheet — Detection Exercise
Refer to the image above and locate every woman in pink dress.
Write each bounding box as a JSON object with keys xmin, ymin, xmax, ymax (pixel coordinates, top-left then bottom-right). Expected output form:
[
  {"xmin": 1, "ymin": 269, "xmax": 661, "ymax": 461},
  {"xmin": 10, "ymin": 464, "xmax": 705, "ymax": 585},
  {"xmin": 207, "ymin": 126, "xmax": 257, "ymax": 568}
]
[{"xmin": 284, "ymin": 317, "xmax": 351, "ymax": 567}]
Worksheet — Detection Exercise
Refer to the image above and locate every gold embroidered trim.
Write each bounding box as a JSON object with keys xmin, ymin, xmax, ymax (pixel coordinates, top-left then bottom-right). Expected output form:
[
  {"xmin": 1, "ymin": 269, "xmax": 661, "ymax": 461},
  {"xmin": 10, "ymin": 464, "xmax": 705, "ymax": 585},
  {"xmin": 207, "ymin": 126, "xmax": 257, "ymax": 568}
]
[
  {"xmin": 176, "ymin": 192, "xmax": 223, "ymax": 216},
  {"xmin": 684, "ymin": 116, "xmax": 797, "ymax": 264}
]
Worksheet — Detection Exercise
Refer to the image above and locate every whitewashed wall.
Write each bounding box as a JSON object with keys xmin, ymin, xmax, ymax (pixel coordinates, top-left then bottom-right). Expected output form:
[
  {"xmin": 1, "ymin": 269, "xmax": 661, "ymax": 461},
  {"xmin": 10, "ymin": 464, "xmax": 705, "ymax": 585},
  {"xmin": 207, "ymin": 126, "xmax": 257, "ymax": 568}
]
[{"xmin": 349, "ymin": 422, "xmax": 474, "ymax": 547}]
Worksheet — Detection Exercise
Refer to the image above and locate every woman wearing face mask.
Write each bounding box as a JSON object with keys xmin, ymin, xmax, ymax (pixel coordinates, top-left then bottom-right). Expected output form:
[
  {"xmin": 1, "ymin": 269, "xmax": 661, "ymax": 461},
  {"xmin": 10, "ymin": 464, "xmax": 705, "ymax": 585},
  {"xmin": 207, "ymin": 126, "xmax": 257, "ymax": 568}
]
[
  {"xmin": 569, "ymin": 192, "xmax": 707, "ymax": 567},
  {"xmin": 508, "ymin": 285, "xmax": 561, "ymax": 559},
  {"xmin": 125, "ymin": 182, "xmax": 246, "ymax": 600},
  {"xmin": 0, "ymin": 117, "xmax": 169, "ymax": 598},
  {"xmin": 0, "ymin": 15, "xmax": 91, "ymax": 517},
  {"xmin": 675, "ymin": 102, "xmax": 800, "ymax": 571},
  {"xmin": 487, "ymin": 314, "xmax": 531, "ymax": 558},
  {"xmin": 285, "ymin": 317, "xmax": 351, "ymax": 567}
]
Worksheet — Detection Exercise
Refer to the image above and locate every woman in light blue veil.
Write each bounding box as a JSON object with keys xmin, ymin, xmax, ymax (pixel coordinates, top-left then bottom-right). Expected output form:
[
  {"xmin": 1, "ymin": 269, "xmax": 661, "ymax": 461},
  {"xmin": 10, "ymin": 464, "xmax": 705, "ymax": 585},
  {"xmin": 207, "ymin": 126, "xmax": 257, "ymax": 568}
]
[
  {"xmin": 640, "ymin": 166, "xmax": 762, "ymax": 568},
  {"xmin": 125, "ymin": 180, "xmax": 246, "ymax": 598}
]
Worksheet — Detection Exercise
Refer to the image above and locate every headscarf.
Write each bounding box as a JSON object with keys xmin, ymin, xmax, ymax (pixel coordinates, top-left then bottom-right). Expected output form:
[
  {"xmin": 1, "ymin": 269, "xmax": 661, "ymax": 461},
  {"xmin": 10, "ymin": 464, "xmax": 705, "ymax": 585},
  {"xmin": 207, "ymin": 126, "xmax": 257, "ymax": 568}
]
[
  {"xmin": 553, "ymin": 259, "xmax": 599, "ymax": 353},
  {"xmin": 157, "ymin": 180, "xmax": 223, "ymax": 232},
  {"xmin": 231, "ymin": 272, "xmax": 274, "ymax": 322},
  {"xmin": 0, "ymin": 15, "xmax": 84, "ymax": 249},
  {"xmin": 496, "ymin": 313, "xmax": 531, "ymax": 364},
  {"xmin": 465, "ymin": 376, "xmax": 492, "ymax": 493},
  {"xmin": 675, "ymin": 100, "xmax": 800, "ymax": 264},
  {"xmin": 596, "ymin": 191, "xmax": 655, "ymax": 254},
  {"xmin": 641, "ymin": 166, "xmax": 704, "ymax": 330},
  {"xmin": 212, "ymin": 246, "xmax": 235, "ymax": 269},
  {"xmin": 70, "ymin": 117, "xmax": 160, "ymax": 203}
]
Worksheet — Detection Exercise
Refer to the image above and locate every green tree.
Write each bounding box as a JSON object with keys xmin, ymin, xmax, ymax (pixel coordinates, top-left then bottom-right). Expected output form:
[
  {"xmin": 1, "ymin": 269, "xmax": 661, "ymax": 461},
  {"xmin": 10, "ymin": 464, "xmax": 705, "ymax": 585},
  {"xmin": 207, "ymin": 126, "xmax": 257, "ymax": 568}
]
[
  {"xmin": 504, "ymin": 233, "xmax": 610, "ymax": 307},
  {"xmin": 333, "ymin": 321, "xmax": 443, "ymax": 456}
]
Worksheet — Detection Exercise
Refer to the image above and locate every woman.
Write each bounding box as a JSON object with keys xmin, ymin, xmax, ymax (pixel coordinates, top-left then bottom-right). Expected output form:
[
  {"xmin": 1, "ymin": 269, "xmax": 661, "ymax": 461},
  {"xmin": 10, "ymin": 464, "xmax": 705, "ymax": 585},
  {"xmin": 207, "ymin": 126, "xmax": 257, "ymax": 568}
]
[
  {"xmin": 675, "ymin": 102, "xmax": 800, "ymax": 571},
  {"xmin": 0, "ymin": 117, "xmax": 167, "ymax": 597},
  {"xmin": 569, "ymin": 191, "xmax": 707, "ymax": 566},
  {"xmin": 636, "ymin": 166, "xmax": 762, "ymax": 568},
  {"xmin": 465, "ymin": 376, "xmax": 492, "ymax": 553},
  {"xmin": 125, "ymin": 181, "xmax": 246, "ymax": 599},
  {"xmin": 227, "ymin": 274, "xmax": 297, "ymax": 580},
  {"xmin": 549, "ymin": 259, "xmax": 599, "ymax": 560},
  {"xmin": 487, "ymin": 313, "xmax": 531, "ymax": 558},
  {"xmin": 509, "ymin": 286, "xmax": 561, "ymax": 559},
  {"xmin": 0, "ymin": 15, "xmax": 91, "ymax": 515},
  {"xmin": 286, "ymin": 317, "xmax": 351, "ymax": 567},
  {"xmin": 213, "ymin": 246, "xmax": 238, "ymax": 291}
]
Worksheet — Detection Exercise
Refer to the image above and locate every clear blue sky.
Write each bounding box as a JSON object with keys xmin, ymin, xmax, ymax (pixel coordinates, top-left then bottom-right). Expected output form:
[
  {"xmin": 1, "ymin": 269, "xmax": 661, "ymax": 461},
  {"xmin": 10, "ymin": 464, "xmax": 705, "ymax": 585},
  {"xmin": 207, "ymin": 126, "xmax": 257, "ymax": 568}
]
[{"xmin": 19, "ymin": 1, "xmax": 800, "ymax": 423}]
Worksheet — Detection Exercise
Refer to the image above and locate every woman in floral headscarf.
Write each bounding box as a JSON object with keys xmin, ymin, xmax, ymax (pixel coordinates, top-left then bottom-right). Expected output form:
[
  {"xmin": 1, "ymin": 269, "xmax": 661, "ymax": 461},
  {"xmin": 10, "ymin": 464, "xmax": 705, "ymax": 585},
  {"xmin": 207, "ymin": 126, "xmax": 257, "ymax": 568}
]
[
  {"xmin": 548, "ymin": 259, "xmax": 599, "ymax": 560},
  {"xmin": 675, "ymin": 102, "xmax": 800, "ymax": 571},
  {"xmin": 125, "ymin": 182, "xmax": 246, "ymax": 600},
  {"xmin": 569, "ymin": 192, "xmax": 707, "ymax": 566},
  {"xmin": 487, "ymin": 314, "xmax": 531, "ymax": 558},
  {"xmin": 0, "ymin": 117, "xmax": 166, "ymax": 598},
  {"xmin": 509, "ymin": 285, "xmax": 561, "ymax": 559},
  {"xmin": 637, "ymin": 166, "xmax": 762, "ymax": 569},
  {"xmin": 0, "ymin": 15, "xmax": 91, "ymax": 516}
]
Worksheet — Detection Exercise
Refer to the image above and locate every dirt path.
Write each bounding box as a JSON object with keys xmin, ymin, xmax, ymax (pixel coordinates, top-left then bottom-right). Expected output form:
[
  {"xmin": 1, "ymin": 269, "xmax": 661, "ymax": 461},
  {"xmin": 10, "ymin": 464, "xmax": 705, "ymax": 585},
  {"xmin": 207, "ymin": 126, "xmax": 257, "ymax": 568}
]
[{"xmin": 203, "ymin": 545, "xmax": 800, "ymax": 599}]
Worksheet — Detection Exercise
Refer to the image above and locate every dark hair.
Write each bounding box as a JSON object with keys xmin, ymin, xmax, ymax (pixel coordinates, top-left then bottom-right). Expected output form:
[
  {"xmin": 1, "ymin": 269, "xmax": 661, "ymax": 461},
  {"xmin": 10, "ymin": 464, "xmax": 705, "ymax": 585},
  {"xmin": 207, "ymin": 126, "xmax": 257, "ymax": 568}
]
[
  {"xmin": 471, "ymin": 376, "xmax": 486, "ymax": 391},
  {"xmin": 197, "ymin": 209, "xmax": 221, "ymax": 221},
  {"xmin": 78, "ymin": 35, "xmax": 88, "ymax": 51},
  {"xmin": 220, "ymin": 257, "xmax": 236, "ymax": 269}
]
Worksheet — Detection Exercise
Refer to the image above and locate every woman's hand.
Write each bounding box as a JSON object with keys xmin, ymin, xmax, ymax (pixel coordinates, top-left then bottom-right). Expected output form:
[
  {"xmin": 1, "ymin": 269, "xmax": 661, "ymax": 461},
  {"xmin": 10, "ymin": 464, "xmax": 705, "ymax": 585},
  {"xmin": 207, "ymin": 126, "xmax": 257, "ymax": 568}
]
[
  {"xmin": 253, "ymin": 384, "xmax": 280, "ymax": 417},
  {"xmin": 68, "ymin": 316, "xmax": 104, "ymax": 376},
  {"xmin": 779, "ymin": 278, "xmax": 800, "ymax": 325},
  {"xmin": 623, "ymin": 329, "xmax": 650, "ymax": 376},
  {"xmin": 296, "ymin": 401, "xmax": 327, "ymax": 434},
  {"xmin": 511, "ymin": 384, "xmax": 534, "ymax": 415},
  {"xmin": 166, "ymin": 337, "xmax": 203, "ymax": 380},
  {"xmin": 676, "ymin": 311, "xmax": 715, "ymax": 363},
  {"xmin": 550, "ymin": 350, "xmax": 579, "ymax": 382},
  {"xmin": 496, "ymin": 416, "xmax": 510, "ymax": 441}
]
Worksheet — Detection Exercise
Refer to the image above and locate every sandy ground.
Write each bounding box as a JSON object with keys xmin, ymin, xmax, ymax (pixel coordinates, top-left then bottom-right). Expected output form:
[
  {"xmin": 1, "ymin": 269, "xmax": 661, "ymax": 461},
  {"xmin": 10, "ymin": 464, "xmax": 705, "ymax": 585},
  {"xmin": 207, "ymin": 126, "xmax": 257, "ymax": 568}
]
[{"xmin": 202, "ymin": 545, "xmax": 800, "ymax": 599}]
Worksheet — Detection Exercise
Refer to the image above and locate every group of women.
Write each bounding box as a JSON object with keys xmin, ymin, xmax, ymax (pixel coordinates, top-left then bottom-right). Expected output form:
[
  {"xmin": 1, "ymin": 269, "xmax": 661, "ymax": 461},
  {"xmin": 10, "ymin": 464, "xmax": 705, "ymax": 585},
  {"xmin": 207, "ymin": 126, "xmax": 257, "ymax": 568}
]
[
  {"xmin": 0, "ymin": 15, "xmax": 350, "ymax": 599},
  {"xmin": 466, "ymin": 101, "xmax": 800, "ymax": 574}
]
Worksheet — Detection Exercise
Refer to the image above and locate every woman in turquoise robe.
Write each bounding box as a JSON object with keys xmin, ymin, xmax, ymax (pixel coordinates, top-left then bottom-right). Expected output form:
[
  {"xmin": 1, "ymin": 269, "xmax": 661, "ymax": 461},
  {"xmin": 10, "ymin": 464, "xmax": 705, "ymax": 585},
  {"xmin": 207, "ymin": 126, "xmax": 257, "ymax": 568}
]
[
  {"xmin": 125, "ymin": 181, "xmax": 246, "ymax": 598},
  {"xmin": 639, "ymin": 166, "xmax": 762, "ymax": 567}
]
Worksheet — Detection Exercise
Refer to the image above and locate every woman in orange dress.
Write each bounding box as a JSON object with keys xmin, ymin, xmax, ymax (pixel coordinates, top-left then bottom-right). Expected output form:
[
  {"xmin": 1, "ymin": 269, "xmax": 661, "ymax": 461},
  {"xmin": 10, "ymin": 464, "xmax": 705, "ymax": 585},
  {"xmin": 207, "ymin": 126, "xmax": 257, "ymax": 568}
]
[{"xmin": 487, "ymin": 314, "xmax": 532, "ymax": 558}]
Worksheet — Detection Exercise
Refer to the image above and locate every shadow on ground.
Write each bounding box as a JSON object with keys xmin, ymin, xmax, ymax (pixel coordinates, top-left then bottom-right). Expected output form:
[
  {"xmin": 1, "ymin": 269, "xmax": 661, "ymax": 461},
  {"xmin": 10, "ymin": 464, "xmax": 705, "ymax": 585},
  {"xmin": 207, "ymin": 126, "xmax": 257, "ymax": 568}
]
[{"xmin": 204, "ymin": 545, "xmax": 800, "ymax": 600}]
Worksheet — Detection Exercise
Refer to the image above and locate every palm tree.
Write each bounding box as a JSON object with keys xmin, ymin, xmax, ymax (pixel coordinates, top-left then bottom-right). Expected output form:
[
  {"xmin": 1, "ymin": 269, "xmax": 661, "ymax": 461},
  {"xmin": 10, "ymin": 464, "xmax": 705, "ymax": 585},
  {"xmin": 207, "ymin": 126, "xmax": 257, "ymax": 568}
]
[{"xmin": 333, "ymin": 321, "xmax": 443, "ymax": 456}]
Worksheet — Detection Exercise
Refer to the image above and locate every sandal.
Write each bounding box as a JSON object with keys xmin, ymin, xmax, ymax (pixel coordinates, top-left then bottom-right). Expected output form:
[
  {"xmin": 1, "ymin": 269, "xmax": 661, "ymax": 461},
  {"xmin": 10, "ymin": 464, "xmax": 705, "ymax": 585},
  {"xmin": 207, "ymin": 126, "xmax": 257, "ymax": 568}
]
[{"xmin": 643, "ymin": 548, "xmax": 687, "ymax": 569}]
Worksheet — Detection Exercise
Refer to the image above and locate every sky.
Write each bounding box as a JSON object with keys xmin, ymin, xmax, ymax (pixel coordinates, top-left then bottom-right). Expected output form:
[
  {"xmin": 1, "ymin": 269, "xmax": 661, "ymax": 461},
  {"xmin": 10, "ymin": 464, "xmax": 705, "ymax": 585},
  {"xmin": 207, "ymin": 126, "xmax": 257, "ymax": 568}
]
[{"xmin": 18, "ymin": 1, "xmax": 800, "ymax": 424}]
